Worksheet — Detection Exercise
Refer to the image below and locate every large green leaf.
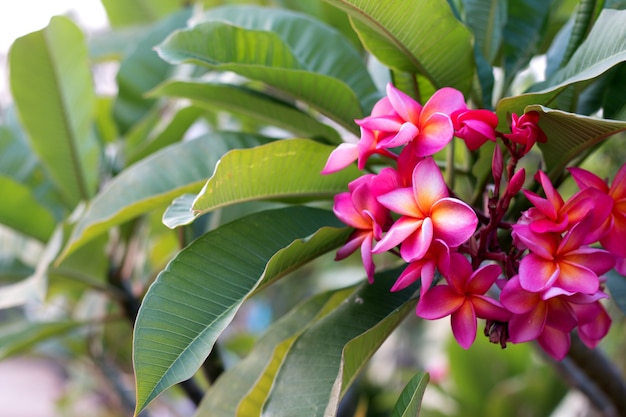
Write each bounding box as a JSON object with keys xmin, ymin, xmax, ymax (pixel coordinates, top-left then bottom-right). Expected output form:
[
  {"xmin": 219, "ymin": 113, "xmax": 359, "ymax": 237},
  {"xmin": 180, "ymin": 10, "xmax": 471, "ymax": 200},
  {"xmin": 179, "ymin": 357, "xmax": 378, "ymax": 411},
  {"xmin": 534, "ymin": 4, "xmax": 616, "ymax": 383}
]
[
  {"xmin": 391, "ymin": 372, "xmax": 430, "ymax": 417},
  {"xmin": 195, "ymin": 287, "xmax": 353, "ymax": 417},
  {"xmin": 133, "ymin": 207, "xmax": 350, "ymax": 414},
  {"xmin": 528, "ymin": 105, "xmax": 626, "ymax": 180},
  {"xmin": 156, "ymin": 5, "xmax": 379, "ymax": 132},
  {"xmin": 0, "ymin": 176, "xmax": 56, "ymax": 242},
  {"xmin": 150, "ymin": 80, "xmax": 342, "ymax": 143},
  {"xmin": 101, "ymin": 0, "xmax": 185, "ymax": 27},
  {"xmin": 113, "ymin": 9, "xmax": 192, "ymax": 133},
  {"xmin": 322, "ymin": 0, "xmax": 475, "ymax": 94},
  {"xmin": 9, "ymin": 16, "xmax": 100, "ymax": 207},
  {"xmin": 262, "ymin": 267, "xmax": 418, "ymax": 417},
  {"xmin": 0, "ymin": 320, "xmax": 83, "ymax": 359},
  {"xmin": 462, "ymin": 0, "xmax": 507, "ymax": 65},
  {"xmin": 189, "ymin": 139, "xmax": 361, "ymax": 224},
  {"xmin": 497, "ymin": 8, "xmax": 626, "ymax": 118},
  {"xmin": 60, "ymin": 132, "xmax": 269, "ymax": 260}
]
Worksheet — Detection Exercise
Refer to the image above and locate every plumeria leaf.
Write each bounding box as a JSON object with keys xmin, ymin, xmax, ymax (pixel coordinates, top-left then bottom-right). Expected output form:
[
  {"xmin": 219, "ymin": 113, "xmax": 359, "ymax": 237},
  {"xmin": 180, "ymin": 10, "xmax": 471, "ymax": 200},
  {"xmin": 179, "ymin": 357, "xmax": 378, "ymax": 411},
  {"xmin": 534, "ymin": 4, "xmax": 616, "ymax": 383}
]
[
  {"xmin": 322, "ymin": 0, "xmax": 474, "ymax": 94},
  {"xmin": 391, "ymin": 372, "xmax": 430, "ymax": 417},
  {"xmin": 101, "ymin": 0, "xmax": 185, "ymax": 28},
  {"xmin": 528, "ymin": 105, "xmax": 626, "ymax": 180},
  {"xmin": 133, "ymin": 207, "xmax": 350, "ymax": 415},
  {"xmin": 0, "ymin": 176, "xmax": 56, "ymax": 242},
  {"xmin": 194, "ymin": 287, "xmax": 353, "ymax": 417},
  {"xmin": 113, "ymin": 8, "xmax": 192, "ymax": 133},
  {"xmin": 9, "ymin": 16, "xmax": 100, "ymax": 207},
  {"xmin": 607, "ymin": 270, "xmax": 626, "ymax": 316},
  {"xmin": 261, "ymin": 267, "xmax": 418, "ymax": 417},
  {"xmin": 149, "ymin": 80, "xmax": 342, "ymax": 143},
  {"xmin": 190, "ymin": 139, "xmax": 362, "ymax": 221},
  {"xmin": 462, "ymin": 0, "xmax": 507, "ymax": 65},
  {"xmin": 156, "ymin": 5, "xmax": 379, "ymax": 132},
  {"xmin": 497, "ymin": 9, "xmax": 626, "ymax": 120},
  {"xmin": 60, "ymin": 132, "xmax": 270, "ymax": 260},
  {"xmin": 0, "ymin": 320, "xmax": 83, "ymax": 360},
  {"xmin": 162, "ymin": 194, "xmax": 196, "ymax": 229}
]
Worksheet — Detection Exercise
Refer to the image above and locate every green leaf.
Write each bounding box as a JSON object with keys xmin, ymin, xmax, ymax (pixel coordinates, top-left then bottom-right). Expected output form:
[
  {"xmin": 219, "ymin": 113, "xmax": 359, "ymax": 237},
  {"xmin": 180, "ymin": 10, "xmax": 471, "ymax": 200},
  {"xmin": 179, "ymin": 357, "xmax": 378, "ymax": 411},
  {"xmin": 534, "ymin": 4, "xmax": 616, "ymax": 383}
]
[
  {"xmin": 323, "ymin": 0, "xmax": 475, "ymax": 94},
  {"xmin": 60, "ymin": 132, "xmax": 270, "ymax": 260},
  {"xmin": 156, "ymin": 5, "xmax": 379, "ymax": 132},
  {"xmin": 607, "ymin": 270, "xmax": 626, "ymax": 315},
  {"xmin": 0, "ymin": 320, "xmax": 83, "ymax": 360},
  {"xmin": 150, "ymin": 80, "xmax": 342, "ymax": 143},
  {"xmin": 9, "ymin": 16, "xmax": 100, "ymax": 207},
  {"xmin": 497, "ymin": 8, "xmax": 626, "ymax": 118},
  {"xmin": 190, "ymin": 139, "xmax": 361, "ymax": 221},
  {"xmin": 101, "ymin": 0, "xmax": 186, "ymax": 27},
  {"xmin": 391, "ymin": 372, "xmax": 430, "ymax": 417},
  {"xmin": 162, "ymin": 194, "xmax": 197, "ymax": 229},
  {"xmin": 0, "ymin": 176, "xmax": 56, "ymax": 241},
  {"xmin": 262, "ymin": 267, "xmax": 418, "ymax": 417},
  {"xmin": 133, "ymin": 207, "xmax": 350, "ymax": 415},
  {"xmin": 527, "ymin": 105, "xmax": 626, "ymax": 180},
  {"xmin": 462, "ymin": 0, "xmax": 507, "ymax": 65},
  {"xmin": 113, "ymin": 9, "xmax": 193, "ymax": 133},
  {"xmin": 195, "ymin": 287, "xmax": 353, "ymax": 417}
]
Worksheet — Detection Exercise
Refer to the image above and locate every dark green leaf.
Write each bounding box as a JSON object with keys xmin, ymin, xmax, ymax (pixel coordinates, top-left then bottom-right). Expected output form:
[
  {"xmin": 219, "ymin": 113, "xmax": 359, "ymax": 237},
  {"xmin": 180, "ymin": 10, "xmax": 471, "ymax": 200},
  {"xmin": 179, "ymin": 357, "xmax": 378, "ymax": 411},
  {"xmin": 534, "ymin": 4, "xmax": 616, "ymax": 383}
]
[
  {"xmin": 133, "ymin": 207, "xmax": 349, "ymax": 414},
  {"xmin": 262, "ymin": 267, "xmax": 418, "ymax": 417},
  {"xmin": 462, "ymin": 0, "xmax": 507, "ymax": 65},
  {"xmin": 150, "ymin": 80, "xmax": 342, "ymax": 143},
  {"xmin": 9, "ymin": 16, "xmax": 100, "ymax": 207},
  {"xmin": 156, "ymin": 5, "xmax": 379, "ymax": 132},
  {"xmin": 190, "ymin": 139, "xmax": 361, "ymax": 222},
  {"xmin": 323, "ymin": 0, "xmax": 475, "ymax": 94},
  {"xmin": 607, "ymin": 270, "xmax": 626, "ymax": 315},
  {"xmin": 60, "ymin": 132, "xmax": 270, "ymax": 260},
  {"xmin": 391, "ymin": 372, "xmax": 430, "ymax": 417}
]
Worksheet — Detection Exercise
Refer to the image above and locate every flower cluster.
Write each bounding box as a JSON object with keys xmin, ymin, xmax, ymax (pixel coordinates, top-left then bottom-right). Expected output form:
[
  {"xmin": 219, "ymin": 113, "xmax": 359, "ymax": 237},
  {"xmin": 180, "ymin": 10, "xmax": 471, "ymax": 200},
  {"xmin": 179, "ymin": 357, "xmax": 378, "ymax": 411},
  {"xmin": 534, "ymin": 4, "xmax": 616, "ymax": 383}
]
[{"xmin": 323, "ymin": 83, "xmax": 623, "ymax": 360}]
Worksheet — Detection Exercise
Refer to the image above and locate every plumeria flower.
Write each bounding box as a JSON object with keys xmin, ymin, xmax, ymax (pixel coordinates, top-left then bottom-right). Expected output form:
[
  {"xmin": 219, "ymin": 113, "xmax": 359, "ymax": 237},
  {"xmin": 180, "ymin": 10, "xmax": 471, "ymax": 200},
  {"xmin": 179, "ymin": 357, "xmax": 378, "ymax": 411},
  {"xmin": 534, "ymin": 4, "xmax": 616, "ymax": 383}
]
[
  {"xmin": 360, "ymin": 83, "xmax": 466, "ymax": 157},
  {"xmin": 372, "ymin": 157, "xmax": 478, "ymax": 262},
  {"xmin": 523, "ymin": 171, "xmax": 612, "ymax": 243},
  {"xmin": 451, "ymin": 108, "xmax": 498, "ymax": 151},
  {"xmin": 417, "ymin": 254, "xmax": 510, "ymax": 349},
  {"xmin": 503, "ymin": 111, "xmax": 547, "ymax": 155},
  {"xmin": 333, "ymin": 170, "xmax": 397, "ymax": 282},
  {"xmin": 501, "ymin": 275, "xmax": 609, "ymax": 360},
  {"xmin": 569, "ymin": 164, "xmax": 626, "ymax": 257},
  {"xmin": 512, "ymin": 217, "xmax": 615, "ymax": 295}
]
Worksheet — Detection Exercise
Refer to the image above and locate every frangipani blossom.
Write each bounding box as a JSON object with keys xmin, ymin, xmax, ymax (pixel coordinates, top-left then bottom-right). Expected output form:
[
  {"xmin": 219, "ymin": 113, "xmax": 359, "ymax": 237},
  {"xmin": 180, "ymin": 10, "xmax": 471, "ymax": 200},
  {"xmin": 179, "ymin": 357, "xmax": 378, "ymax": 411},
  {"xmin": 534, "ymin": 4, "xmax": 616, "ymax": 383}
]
[
  {"xmin": 333, "ymin": 171, "xmax": 396, "ymax": 282},
  {"xmin": 451, "ymin": 108, "xmax": 498, "ymax": 151},
  {"xmin": 417, "ymin": 254, "xmax": 509, "ymax": 349},
  {"xmin": 569, "ymin": 164, "xmax": 626, "ymax": 257},
  {"xmin": 390, "ymin": 239, "xmax": 450, "ymax": 297},
  {"xmin": 373, "ymin": 157, "xmax": 478, "ymax": 262},
  {"xmin": 360, "ymin": 83, "xmax": 465, "ymax": 157},
  {"xmin": 503, "ymin": 111, "xmax": 547, "ymax": 155},
  {"xmin": 513, "ymin": 218, "xmax": 615, "ymax": 295}
]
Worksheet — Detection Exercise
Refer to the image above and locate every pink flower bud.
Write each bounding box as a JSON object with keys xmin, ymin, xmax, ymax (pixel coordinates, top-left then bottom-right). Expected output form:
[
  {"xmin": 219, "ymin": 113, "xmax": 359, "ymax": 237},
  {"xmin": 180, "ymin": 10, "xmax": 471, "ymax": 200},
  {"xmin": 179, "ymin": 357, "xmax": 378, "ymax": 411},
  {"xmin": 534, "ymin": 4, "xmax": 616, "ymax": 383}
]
[
  {"xmin": 452, "ymin": 109, "xmax": 498, "ymax": 151},
  {"xmin": 503, "ymin": 111, "xmax": 547, "ymax": 155},
  {"xmin": 507, "ymin": 168, "xmax": 526, "ymax": 196}
]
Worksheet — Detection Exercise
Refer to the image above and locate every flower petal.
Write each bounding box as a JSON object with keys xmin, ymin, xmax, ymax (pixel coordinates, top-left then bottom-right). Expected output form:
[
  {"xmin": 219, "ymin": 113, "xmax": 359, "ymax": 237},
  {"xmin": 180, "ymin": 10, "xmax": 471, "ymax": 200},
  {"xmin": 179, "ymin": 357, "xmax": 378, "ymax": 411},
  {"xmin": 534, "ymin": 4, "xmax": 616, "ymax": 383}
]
[
  {"xmin": 431, "ymin": 198, "xmax": 478, "ymax": 247},
  {"xmin": 466, "ymin": 264, "xmax": 501, "ymax": 294},
  {"xmin": 508, "ymin": 303, "xmax": 547, "ymax": 343},
  {"xmin": 537, "ymin": 326, "xmax": 570, "ymax": 360},
  {"xmin": 416, "ymin": 285, "xmax": 464, "ymax": 319},
  {"xmin": 378, "ymin": 122, "xmax": 419, "ymax": 149},
  {"xmin": 412, "ymin": 158, "xmax": 449, "ymax": 212},
  {"xmin": 420, "ymin": 87, "xmax": 466, "ymax": 121},
  {"xmin": 400, "ymin": 217, "xmax": 433, "ymax": 262},
  {"xmin": 500, "ymin": 275, "xmax": 540, "ymax": 314},
  {"xmin": 322, "ymin": 143, "xmax": 358, "ymax": 174},
  {"xmin": 451, "ymin": 301, "xmax": 477, "ymax": 349},
  {"xmin": 377, "ymin": 187, "xmax": 422, "ymax": 217},
  {"xmin": 413, "ymin": 113, "xmax": 454, "ymax": 156},
  {"xmin": 386, "ymin": 82, "xmax": 422, "ymax": 123},
  {"xmin": 555, "ymin": 261, "xmax": 599, "ymax": 295},
  {"xmin": 471, "ymin": 295, "xmax": 510, "ymax": 322},
  {"xmin": 518, "ymin": 254, "xmax": 559, "ymax": 292},
  {"xmin": 372, "ymin": 216, "xmax": 422, "ymax": 253}
]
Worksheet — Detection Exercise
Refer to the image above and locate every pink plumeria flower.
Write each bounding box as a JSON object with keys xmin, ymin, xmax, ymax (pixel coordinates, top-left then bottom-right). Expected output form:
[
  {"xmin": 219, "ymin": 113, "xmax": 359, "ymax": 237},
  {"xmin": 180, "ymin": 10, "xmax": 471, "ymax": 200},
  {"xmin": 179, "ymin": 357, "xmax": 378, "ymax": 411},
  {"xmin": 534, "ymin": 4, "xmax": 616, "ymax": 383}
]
[
  {"xmin": 372, "ymin": 157, "xmax": 478, "ymax": 262},
  {"xmin": 360, "ymin": 83, "xmax": 466, "ymax": 157},
  {"xmin": 512, "ymin": 217, "xmax": 615, "ymax": 295},
  {"xmin": 333, "ymin": 170, "xmax": 397, "ymax": 282},
  {"xmin": 417, "ymin": 254, "xmax": 510, "ymax": 349},
  {"xmin": 501, "ymin": 275, "xmax": 609, "ymax": 360},
  {"xmin": 390, "ymin": 239, "xmax": 450, "ymax": 297},
  {"xmin": 569, "ymin": 164, "xmax": 626, "ymax": 257},
  {"xmin": 451, "ymin": 108, "xmax": 498, "ymax": 151},
  {"xmin": 503, "ymin": 111, "xmax": 547, "ymax": 155},
  {"xmin": 572, "ymin": 299, "xmax": 611, "ymax": 349},
  {"xmin": 523, "ymin": 171, "xmax": 612, "ymax": 243}
]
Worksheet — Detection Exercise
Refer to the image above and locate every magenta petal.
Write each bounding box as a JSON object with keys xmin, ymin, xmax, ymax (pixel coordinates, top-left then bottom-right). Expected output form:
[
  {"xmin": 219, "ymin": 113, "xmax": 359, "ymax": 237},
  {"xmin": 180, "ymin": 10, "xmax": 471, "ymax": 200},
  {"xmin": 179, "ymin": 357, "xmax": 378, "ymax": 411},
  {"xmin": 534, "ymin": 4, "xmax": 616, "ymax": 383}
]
[
  {"xmin": 360, "ymin": 234, "xmax": 376, "ymax": 284},
  {"xmin": 431, "ymin": 198, "xmax": 478, "ymax": 247},
  {"xmin": 444, "ymin": 253, "xmax": 473, "ymax": 293},
  {"xmin": 377, "ymin": 187, "xmax": 422, "ymax": 217},
  {"xmin": 471, "ymin": 295, "xmax": 511, "ymax": 322},
  {"xmin": 466, "ymin": 264, "xmax": 501, "ymax": 294},
  {"xmin": 555, "ymin": 261, "xmax": 599, "ymax": 295},
  {"xmin": 386, "ymin": 83, "xmax": 422, "ymax": 123},
  {"xmin": 333, "ymin": 192, "xmax": 368, "ymax": 229},
  {"xmin": 563, "ymin": 247, "xmax": 615, "ymax": 276},
  {"xmin": 378, "ymin": 122, "xmax": 419, "ymax": 148},
  {"xmin": 372, "ymin": 216, "xmax": 421, "ymax": 253},
  {"xmin": 335, "ymin": 230, "xmax": 367, "ymax": 260},
  {"xmin": 322, "ymin": 143, "xmax": 358, "ymax": 174},
  {"xmin": 421, "ymin": 87, "xmax": 466, "ymax": 121},
  {"xmin": 416, "ymin": 285, "xmax": 463, "ymax": 319},
  {"xmin": 602, "ymin": 212, "xmax": 626, "ymax": 257},
  {"xmin": 391, "ymin": 262, "xmax": 423, "ymax": 292},
  {"xmin": 537, "ymin": 326, "xmax": 571, "ymax": 360},
  {"xmin": 518, "ymin": 254, "xmax": 559, "ymax": 292},
  {"xmin": 568, "ymin": 167, "xmax": 608, "ymax": 192},
  {"xmin": 412, "ymin": 158, "xmax": 449, "ymax": 212},
  {"xmin": 508, "ymin": 304, "xmax": 547, "ymax": 343},
  {"xmin": 413, "ymin": 113, "xmax": 454, "ymax": 156},
  {"xmin": 400, "ymin": 217, "xmax": 433, "ymax": 262},
  {"xmin": 451, "ymin": 301, "xmax": 477, "ymax": 349},
  {"xmin": 500, "ymin": 276, "xmax": 539, "ymax": 314}
]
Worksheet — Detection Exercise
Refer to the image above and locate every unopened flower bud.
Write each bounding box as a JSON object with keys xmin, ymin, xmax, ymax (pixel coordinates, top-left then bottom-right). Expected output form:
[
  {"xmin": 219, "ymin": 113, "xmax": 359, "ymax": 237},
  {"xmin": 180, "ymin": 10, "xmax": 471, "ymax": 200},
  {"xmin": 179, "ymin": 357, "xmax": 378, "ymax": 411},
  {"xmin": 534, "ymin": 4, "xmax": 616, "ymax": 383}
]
[{"xmin": 507, "ymin": 168, "xmax": 526, "ymax": 196}]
